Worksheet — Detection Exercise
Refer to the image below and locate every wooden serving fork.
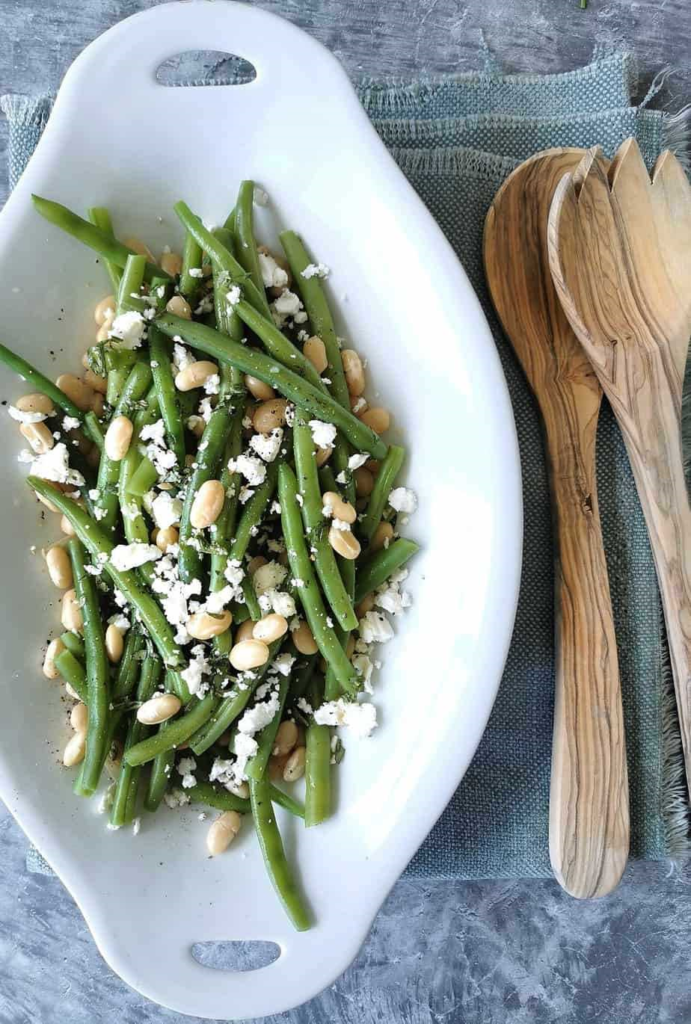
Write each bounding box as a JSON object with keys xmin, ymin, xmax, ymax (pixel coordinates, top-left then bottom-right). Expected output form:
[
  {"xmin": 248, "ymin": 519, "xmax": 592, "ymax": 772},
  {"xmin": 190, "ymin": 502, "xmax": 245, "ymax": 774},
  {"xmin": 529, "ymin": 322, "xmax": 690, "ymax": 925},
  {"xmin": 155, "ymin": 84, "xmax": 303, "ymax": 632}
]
[
  {"xmin": 548, "ymin": 139, "xmax": 691, "ymax": 795},
  {"xmin": 484, "ymin": 148, "xmax": 629, "ymax": 898}
]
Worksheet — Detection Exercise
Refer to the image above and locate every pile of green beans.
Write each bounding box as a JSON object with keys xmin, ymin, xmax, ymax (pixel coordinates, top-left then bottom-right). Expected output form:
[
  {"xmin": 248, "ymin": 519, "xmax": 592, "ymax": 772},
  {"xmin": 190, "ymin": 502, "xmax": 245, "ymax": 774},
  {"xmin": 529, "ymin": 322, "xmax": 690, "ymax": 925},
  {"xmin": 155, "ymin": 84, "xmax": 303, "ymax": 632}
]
[{"xmin": 0, "ymin": 183, "xmax": 421, "ymax": 933}]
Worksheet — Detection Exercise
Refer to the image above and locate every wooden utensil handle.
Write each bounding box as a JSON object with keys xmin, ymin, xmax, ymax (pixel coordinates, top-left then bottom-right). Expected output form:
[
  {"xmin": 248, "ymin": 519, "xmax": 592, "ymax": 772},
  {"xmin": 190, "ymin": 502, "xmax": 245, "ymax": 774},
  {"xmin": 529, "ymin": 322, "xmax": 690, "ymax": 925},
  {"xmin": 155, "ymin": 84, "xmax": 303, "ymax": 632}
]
[{"xmin": 546, "ymin": 421, "xmax": 629, "ymax": 898}]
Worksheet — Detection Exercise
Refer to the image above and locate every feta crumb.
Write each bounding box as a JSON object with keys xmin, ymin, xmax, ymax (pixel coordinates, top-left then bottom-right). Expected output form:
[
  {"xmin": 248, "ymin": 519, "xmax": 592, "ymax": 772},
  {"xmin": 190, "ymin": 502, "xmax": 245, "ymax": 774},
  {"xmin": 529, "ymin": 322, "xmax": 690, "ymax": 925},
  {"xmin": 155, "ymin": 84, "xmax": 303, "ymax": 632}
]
[
  {"xmin": 351, "ymin": 397, "xmax": 367, "ymax": 415},
  {"xmin": 226, "ymin": 284, "xmax": 242, "ymax": 308},
  {"xmin": 388, "ymin": 487, "xmax": 417, "ymax": 514},
  {"xmin": 203, "ymin": 373, "xmax": 220, "ymax": 396},
  {"xmin": 296, "ymin": 698, "xmax": 313, "ymax": 716},
  {"xmin": 352, "ymin": 653, "xmax": 375, "ymax": 693},
  {"xmin": 253, "ymin": 561, "xmax": 288, "ymax": 596},
  {"xmin": 253, "ymin": 186, "xmax": 269, "ymax": 206},
  {"xmin": 164, "ymin": 788, "xmax": 191, "ymax": 809},
  {"xmin": 109, "ymin": 543, "xmax": 162, "ymax": 571},
  {"xmin": 249, "ymin": 428, "xmax": 283, "ymax": 463},
  {"xmin": 132, "ymin": 817, "xmax": 141, "ymax": 836},
  {"xmin": 348, "ymin": 453, "xmax": 369, "ymax": 471},
  {"xmin": 331, "ymin": 518, "xmax": 352, "ymax": 532},
  {"xmin": 228, "ymin": 453, "xmax": 267, "ymax": 486},
  {"xmin": 22, "ymin": 442, "xmax": 84, "ymax": 487},
  {"xmin": 308, "ymin": 419, "xmax": 337, "ymax": 449},
  {"xmin": 258, "ymin": 252, "xmax": 288, "ymax": 290},
  {"xmin": 314, "ymin": 698, "xmax": 377, "ymax": 738},
  {"xmin": 8, "ymin": 405, "xmax": 48, "ymax": 424},
  {"xmin": 177, "ymin": 755, "xmax": 198, "ymax": 789},
  {"xmin": 199, "ymin": 397, "xmax": 214, "ymax": 423},
  {"xmin": 272, "ymin": 653, "xmax": 296, "ymax": 677},
  {"xmin": 263, "ymin": 588, "xmax": 296, "ymax": 617},
  {"xmin": 108, "ymin": 613, "xmax": 131, "ymax": 632},
  {"xmin": 359, "ymin": 610, "xmax": 394, "ymax": 644},
  {"xmin": 109, "ymin": 310, "xmax": 146, "ymax": 349},
  {"xmin": 188, "ymin": 267, "xmax": 204, "ymax": 278},
  {"xmin": 151, "ymin": 491, "xmax": 182, "ymax": 529},
  {"xmin": 301, "ymin": 262, "xmax": 330, "ymax": 280},
  {"xmin": 173, "ymin": 343, "xmax": 195, "ymax": 371},
  {"xmin": 62, "ymin": 416, "xmax": 81, "ymax": 432}
]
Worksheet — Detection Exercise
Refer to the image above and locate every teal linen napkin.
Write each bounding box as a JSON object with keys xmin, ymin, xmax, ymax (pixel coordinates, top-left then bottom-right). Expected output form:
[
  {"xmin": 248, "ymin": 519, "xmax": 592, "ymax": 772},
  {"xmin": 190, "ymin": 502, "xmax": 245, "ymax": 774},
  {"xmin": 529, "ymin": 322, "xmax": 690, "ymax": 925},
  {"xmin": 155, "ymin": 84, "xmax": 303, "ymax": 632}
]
[{"xmin": 3, "ymin": 47, "xmax": 689, "ymax": 881}]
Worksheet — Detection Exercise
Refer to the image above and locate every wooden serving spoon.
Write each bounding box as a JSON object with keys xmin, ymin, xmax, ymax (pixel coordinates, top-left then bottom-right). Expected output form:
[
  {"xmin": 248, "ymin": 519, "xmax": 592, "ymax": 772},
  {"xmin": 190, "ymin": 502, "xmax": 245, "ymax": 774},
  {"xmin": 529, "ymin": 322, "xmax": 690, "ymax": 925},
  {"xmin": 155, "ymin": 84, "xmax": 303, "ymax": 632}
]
[
  {"xmin": 548, "ymin": 138, "xmax": 691, "ymax": 803},
  {"xmin": 484, "ymin": 148, "xmax": 629, "ymax": 899}
]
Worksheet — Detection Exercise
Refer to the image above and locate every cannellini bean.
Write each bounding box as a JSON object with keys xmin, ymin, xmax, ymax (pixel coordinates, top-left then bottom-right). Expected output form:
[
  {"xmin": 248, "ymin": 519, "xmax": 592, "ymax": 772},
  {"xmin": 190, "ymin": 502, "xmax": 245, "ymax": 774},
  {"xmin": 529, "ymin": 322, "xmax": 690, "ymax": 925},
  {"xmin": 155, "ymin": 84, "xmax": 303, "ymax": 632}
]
[
  {"xmin": 244, "ymin": 375, "xmax": 275, "ymax": 401},
  {"xmin": 355, "ymin": 593, "xmax": 375, "ymax": 619},
  {"xmin": 166, "ymin": 294, "xmax": 192, "ymax": 319},
  {"xmin": 96, "ymin": 315, "xmax": 114, "ymax": 343},
  {"xmin": 187, "ymin": 610, "xmax": 233, "ymax": 641},
  {"xmin": 342, "ymin": 349, "xmax": 365, "ymax": 396},
  {"xmin": 253, "ymin": 613, "xmax": 288, "ymax": 644},
  {"xmin": 247, "ymin": 555, "xmax": 267, "ymax": 576},
  {"xmin": 315, "ymin": 445, "xmax": 333, "ymax": 468},
  {"xmin": 46, "ymin": 545, "xmax": 73, "ymax": 589},
  {"xmin": 226, "ymin": 780, "xmax": 249, "ymax": 799},
  {"xmin": 350, "ymin": 395, "xmax": 368, "ymax": 414},
  {"xmin": 234, "ymin": 619, "xmax": 256, "ymax": 645},
  {"xmin": 16, "ymin": 393, "xmax": 54, "ymax": 416},
  {"xmin": 283, "ymin": 746, "xmax": 306, "ymax": 782},
  {"xmin": 86, "ymin": 445, "xmax": 101, "ymax": 469},
  {"xmin": 56, "ymin": 374, "xmax": 94, "ymax": 412},
  {"xmin": 123, "ymin": 236, "xmax": 156, "ymax": 262},
  {"xmin": 371, "ymin": 521, "xmax": 394, "ymax": 552},
  {"xmin": 206, "ymin": 811, "xmax": 242, "ymax": 856},
  {"xmin": 354, "ymin": 467, "xmax": 374, "ymax": 497},
  {"xmin": 360, "ymin": 407, "xmax": 390, "ymax": 434},
  {"xmin": 20, "ymin": 421, "xmax": 54, "ymax": 454},
  {"xmin": 345, "ymin": 634, "xmax": 356, "ymax": 659},
  {"xmin": 268, "ymin": 754, "xmax": 289, "ymax": 782},
  {"xmin": 175, "ymin": 360, "xmax": 219, "ymax": 392},
  {"xmin": 61, "ymin": 589, "xmax": 83, "ymax": 632},
  {"xmin": 252, "ymin": 398, "xmax": 288, "ymax": 434},
  {"xmin": 104, "ymin": 415, "xmax": 134, "ymax": 461},
  {"xmin": 94, "ymin": 295, "xmax": 116, "ymax": 326},
  {"xmin": 70, "ymin": 702, "xmax": 88, "ymax": 735},
  {"xmin": 60, "ymin": 514, "xmax": 76, "ymax": 537},
  {"xmin": 43, "ymin": 638, "xmax": 65, "ymax": 680},
  {"xmin": 328, "ymin": 525, "xmax": 361, "ymax": 559},
  {"xmin": 291, "ymin": 620, "xmax": 318, "ymax": 655},
  {"xmin": 229, "ymin": 639, "xmax": 270, "ymax": 671},
  {"xmin": 187, "ymin": 415, "xmax": 205, "ymax": 439},
  {"xmin": 91, "ymin": 393, "xmax": 106, "ymax": 418},
  {"xmin": 190, "ymin": 479, "xmax": 225, "ymax": 529},
  {"xmin": 303, "ymin": 336, "xmax": 328, "ymax": 374},
  {"xmin": 84, "ymin": 368, "xmax": 108, "ymax": 394},
  {"xmin": 63, "ymin": 732, "xmax": 86, "ymax": 767},
  {"xmin": 36, "ymin": 485, "xmax": 60, "ymax": 513},
  {"xmin": 105, "ymin": 623, "xmax": 124, "ymax": 663},
  {"xmin": 160, "ymin": 251, "xmax": 183, "ymax": 276},
  {"xmin": 322, "ymin": 490, "xmax": 357, "ymax": 524},
  {"xmin": 273, "ymin": 720, "xmax": 298, "ymax": 757},
  {"xmin": 155, "ymin": 526, "xmax": 179, "ymax": 552},
  {"xmin": 137, "ymin": 693, "xmax": 182, "ymax": 725}
]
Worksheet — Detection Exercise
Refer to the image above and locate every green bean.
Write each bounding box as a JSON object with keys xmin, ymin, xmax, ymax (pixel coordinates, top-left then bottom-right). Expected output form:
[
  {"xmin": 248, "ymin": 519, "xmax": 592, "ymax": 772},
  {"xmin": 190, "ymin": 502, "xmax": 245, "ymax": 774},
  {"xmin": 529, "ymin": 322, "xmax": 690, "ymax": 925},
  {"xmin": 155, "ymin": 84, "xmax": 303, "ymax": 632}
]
[
  {"xmin": 354, "ymin": 538, "xmax": 420, "ymax": 603},
  {"xmin": 293, "ymin": 416, "xmax": 358, "ymax": 631},
  {"xmin": 149, "ymin": 326, "xmax": 185, "ymax": 465},
  {"xmin": 278, "ymin": 464, "xmax": 358, "ymax": 693},
  {"xmin": 359, "ymin": 444, "xmax": 405, "ymax": 541},
  {"xmin": 224, "ymin": 207, "xmax": 237, "ymax": 233},
  {"xmin": 117, "ymin": 254, "xmax": 147, "ymax": 314},
  {"xmin": 228, "ymin": 458, "xmax": 279, "ymax": 563},
  {"xmin": 249, "ymin": 777, "xmax": 311, "ymax": 931},
  {"xmin": 179, "ymin": 230, "xmax": 204, "ymax": 305},
  {"xmin": 124, "ymin": 693, "xmax": 218, "ymax": 766},
  {"xmin": 148, "ymin": 276, "xmax": 172, "ymax": 313},
  {"xmin": 234, "ymin": 300, "xmax": 324, "ymax": 388},
  {"xmin": 269, "ymin": 785, "xmax": 305, "ymax": 820},
  {"xmin": 178, "ymin": 402, "xmax": 232, "ymax": 583},
  {"xmin": 87, "ymin": 207, "xmax": 121, "ymax": 292},
  {"xmin": 112, "ymin": 629, "xmax": 145, "ymax": 699},
  {"xmin": 28, "ymin": 480, "xmax": 186, "ymax": 674},
  {"xmin": 188, "ymin": 782, "xmax": 250, "ymax": 814},
  {"xmin": 279, "ymin": 230, "xmax": 350, "ymax": 408},
  {"xmin": 104, "ymin": 255, "xmax": 146, "ymax": 405},
  {"xmin": 145, "ymin": 726, "xmax": 174, "ymax": 811},
  {"xmin": 212, "ymin": 229, "xmax": 245, "ymax": 343},
  {"xmin": 173, "ymin": 201, "xmax": 267, "ymax": 314},
  {"xmin": 235, "ymin": 180, "xmax": 272, "ymax": 318},
  {"xmin": 125, "ymin": 455, "xmax": 158, "ymax": 497},
  {"xmin": 59, "ymin": 631, "xmax": 84, "ymax": 660},
  {"xmin": 96, "ymin": 360, "xmax": 152, "ymax": 533},
  {"xmin": 288, "ymin": 657, "xmax": 318, "ymax": 707},
  {"xmin": 246, "ymin": 674, "xmax": 290, "ymax": 781},
  {"xmin": 31, "ymin": 195, "xmax": 167, "ymax": 281},
  {"xmin": 156, "ymin": 314, "xmax": 387, "ymax": 459},
  {"xmin": 209, "ymin": 411, "xmax": 244, "ymax": 593},
  {"xmin": 0, "ymin": 342, "xmax": 86, "ymax": 425},
  {"xmin": 110, "ymin": 654, "xmax": 162, "ymax": 828},
  {"xmin": 118, "ymin": 405, "xmax": 159, "ymax": 584},
  {"xmin": 69, "ymin": 539, "xmax": 109, "ymax": 796},
  {"xmin": 188, "ymin": 639, "xmax": 282, "ymax": 756},
  {"xmin": 54, "ymin": 648, "xmax": 88, "ymax": 703},
  {"xmin": 241, "ymin": 577, "xmax": 262, "ymax": 621},
  {"xmin": 84, "ymin": 412, "xmax": 104, "ymax": 451},
  {"xmin": 305, "ymin": 722, "xmax": 331, "ymax": 827}
]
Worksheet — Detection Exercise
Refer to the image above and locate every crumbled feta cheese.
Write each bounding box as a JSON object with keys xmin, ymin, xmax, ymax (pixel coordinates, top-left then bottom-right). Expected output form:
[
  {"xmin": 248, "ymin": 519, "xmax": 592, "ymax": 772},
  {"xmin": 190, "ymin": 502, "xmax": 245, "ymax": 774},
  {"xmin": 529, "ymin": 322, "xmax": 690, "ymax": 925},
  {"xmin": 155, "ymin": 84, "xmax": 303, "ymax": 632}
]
[
  {"xmin": 359, "ymin": 610, "xmax": 394, "ymax": 644},
  {"xmin": 109, "ymin": 543, "xmax": 162, "ymax": 571},
  {"xmin": 388, "ymin": 487, "xmax": 417, "ymax": 514},
  {"xmin": 284, "ymin": 403, "xmax": 295, "ymax": 427},
  {"xmin": 93, "ymin": 507, "xmax": 107, "ymax": 521},
  {"xmin": 351, "ymin": 397, "xmax": 367, "ymax": 415},
  {"xmin": 164, "ymin": 788, "xmax": 191, "ymax": 809},
  {"xmin": 228, "ymin": 453, "xmax": 267, "ymax": 486},
  {"xmin": 109, "ymin": 310, "xmax": 146, "ymax": 349},
  {"xmin": 151, "ymin": 491, "xmax": 182, "ymax": 529},
  {"xmin": 188, "ymin": 267, "xmax": 204, "ymax": 279},
  {"xmin": 272, "ymin": 289, "xmax": 302, "ymax": 317},
  {"xmin": 108, "ymin": 613, "xmax": 131, "ymax": 632},
  {"xmin": 132, "ymin": 817, "xmax": 141, "ymax": 836},
  {"xmin": 314, "ymin": 698, "xmax": 378, "ymax": 738},
  {"xmin": 249, "ymin": 428, "xmax": 283, "ymax": 463},
  {"xmin": 272, "ymin": 653, "xmax": 296, "ymax": 677},
  {"xmin": 8, "ymin": 405, "xmax": 48, "ymax": 424},
  {"xmin": 270, "ymin": 500, "xmax": 282, "ymax": 515},
  {"xmin": 98, "ymin": 782, "xmax": 116, "ymax": 815},
  {"xmin": 330, "ymin": 517, "xmax": 352, "ymax": 532},
  {"xmin": 195, "ymin": 293, "xmax": 214, "ymax": 316},
  {"xmin": 22, "ymin": 442, "xmax": 85, "ymax": 487},
  {"xmin": 258, "ymin": 252, "xmax": 288, "ymax": 290},
  {"xmin": 263, "ymin": 588, "xmax": 296, "ymax": 617},
  {"xmin": 173, "ymin": 343, "xmax": 195, "ymax": 371},
  {"xmin": 301, "ymin": 262, "xmax": 330, "ymax": 280},
  {"xmin": 199, "ymin": 397, "xmax": 214, "ymax": 423},
  {"xmin": 375, "ymin": 582, "xmax": 412, "ymax": 617},
  {"xmin": 308, "ymin": 419, "xmax": 337, "ymax": 449},
  {"xmin": 177, "ymin": 755, "xmax": 197, "ymax": 789},
  {"xmin": 253, "ymin": 186, "xmax": 269, "ymax": 206},
  {"xmin": 140, "ymin": 419, "xmax": 177, "ymax": 479},
  {"xmin": 352, "ymin": 653, "xmax": 374, "ymax": 694},
  {"xmin": 296, "ymin": 698, "xmax": 313, "ymax": 716},
  {"xmin": 222, "ymin": 558, "xmax": 246, "ymax": 601},
  {"xmin": 88, "ymin": 488, "xmax": 100, "ymax": 501},
  {"xmin": 253, "ymin": 561, "xmax": 287, "ymax": 596},
  {"xmin": 348, "ymin": 453, "xmax": 369, "ymax": 471},
  {"xmin": 181, "ymin": 645, "xmax": 212, "ymax": 696},
  {"xmin": 62, "ymin": 416, "xmax": 81, "ymax": 432},
  {"xmin": 204, "ymin": 373, "xmax": 220, "ymax": 395},
  {"xmin": 335, "ymin": 471, "xmax": 347, "ymax": 485}
]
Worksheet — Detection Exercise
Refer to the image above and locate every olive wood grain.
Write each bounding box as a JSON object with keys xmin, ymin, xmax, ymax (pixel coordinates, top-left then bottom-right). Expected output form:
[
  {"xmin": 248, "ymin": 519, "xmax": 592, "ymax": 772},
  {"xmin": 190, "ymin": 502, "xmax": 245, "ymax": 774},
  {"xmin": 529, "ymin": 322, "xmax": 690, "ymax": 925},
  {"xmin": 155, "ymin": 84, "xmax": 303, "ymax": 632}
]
[
  {"xmin": 484, "ymin": 148, "xmax": 629, "ymax": 899},
  {"xmin": 548, "ymin": 139, "xmax": 691, "ymax": 808}
]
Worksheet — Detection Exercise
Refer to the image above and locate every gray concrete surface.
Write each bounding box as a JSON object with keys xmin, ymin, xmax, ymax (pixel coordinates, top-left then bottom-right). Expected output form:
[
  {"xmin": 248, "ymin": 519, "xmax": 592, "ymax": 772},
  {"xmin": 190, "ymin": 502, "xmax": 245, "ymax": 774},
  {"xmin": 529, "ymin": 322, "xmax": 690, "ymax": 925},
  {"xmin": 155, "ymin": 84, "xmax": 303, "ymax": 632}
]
[{"xmin": 1, "ymin": 2, "xmax": 690, "ymax": 1022}]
